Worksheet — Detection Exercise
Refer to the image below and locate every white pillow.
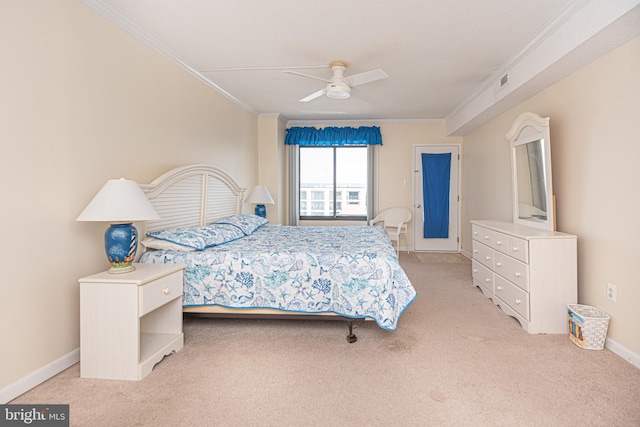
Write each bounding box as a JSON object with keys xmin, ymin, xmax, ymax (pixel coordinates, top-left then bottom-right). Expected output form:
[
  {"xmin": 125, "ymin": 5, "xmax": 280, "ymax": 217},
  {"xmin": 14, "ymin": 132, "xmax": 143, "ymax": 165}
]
[{"xmin": 141, "ymin": 236, "xmax": 196, "ymax": 252}]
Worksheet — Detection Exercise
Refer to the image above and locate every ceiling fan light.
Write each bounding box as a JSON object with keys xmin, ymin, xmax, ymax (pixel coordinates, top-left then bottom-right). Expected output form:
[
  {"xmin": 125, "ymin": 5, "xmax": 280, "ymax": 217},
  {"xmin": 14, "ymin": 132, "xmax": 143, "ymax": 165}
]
[
  {"xmin": 326, "ymin": 82, "xmax": 351, "ymax": 99},
  {"xmin": 327, "ymin": 90, "xmax": 350, "ymax": 99}
]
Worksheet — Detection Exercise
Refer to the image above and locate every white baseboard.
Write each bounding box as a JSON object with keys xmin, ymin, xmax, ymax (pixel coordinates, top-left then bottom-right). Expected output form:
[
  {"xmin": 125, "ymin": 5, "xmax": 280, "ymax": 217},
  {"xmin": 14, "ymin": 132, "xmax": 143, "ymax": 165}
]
[
  {"xmin": 0, "ymin": 348, "xmax": 80, "ymax": 404},
  {"xmin": 461, "ymin": 247, "xmax": 638, "ymax": 370},
  {"xmin": 605, "ymin": 337, "xmax": 640, "ymax": 369}
]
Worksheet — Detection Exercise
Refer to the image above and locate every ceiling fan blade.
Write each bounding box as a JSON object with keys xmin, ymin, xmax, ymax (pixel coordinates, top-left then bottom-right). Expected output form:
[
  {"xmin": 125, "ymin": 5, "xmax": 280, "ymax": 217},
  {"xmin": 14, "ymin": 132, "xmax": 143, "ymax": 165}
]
[
  {"xmin": 300, "ymin": 88, "xmax": 327, "ymax": 102},
  {"xmin": 345, "ymin": 69, "xmax": 388, "ymax": 87},
  {"xmin": 283, "ymin": 70, "xmax": 329, "ymax": 83}
]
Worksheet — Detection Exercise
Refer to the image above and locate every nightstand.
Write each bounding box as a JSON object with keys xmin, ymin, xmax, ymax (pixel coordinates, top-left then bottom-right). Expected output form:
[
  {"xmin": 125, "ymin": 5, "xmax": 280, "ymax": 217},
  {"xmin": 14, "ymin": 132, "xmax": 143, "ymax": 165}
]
[{"xmin": 79, "ymin": 263, "xmax": 186, "ymax": 380}]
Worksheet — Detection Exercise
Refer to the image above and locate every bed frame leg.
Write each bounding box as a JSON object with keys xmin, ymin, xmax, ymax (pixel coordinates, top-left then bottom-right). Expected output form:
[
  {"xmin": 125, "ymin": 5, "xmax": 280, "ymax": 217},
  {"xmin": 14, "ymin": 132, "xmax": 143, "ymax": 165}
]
[{"xmin": 346, "ymin": 320, "xmax": 357, "ymax": 343}]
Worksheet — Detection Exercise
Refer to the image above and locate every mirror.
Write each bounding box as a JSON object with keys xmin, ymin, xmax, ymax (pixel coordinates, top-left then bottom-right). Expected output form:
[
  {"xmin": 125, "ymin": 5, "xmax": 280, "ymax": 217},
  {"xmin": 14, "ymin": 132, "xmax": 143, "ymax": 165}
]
[{"xmin": 506, "ymin": 112, "xmax": 555, "ymax": 231}]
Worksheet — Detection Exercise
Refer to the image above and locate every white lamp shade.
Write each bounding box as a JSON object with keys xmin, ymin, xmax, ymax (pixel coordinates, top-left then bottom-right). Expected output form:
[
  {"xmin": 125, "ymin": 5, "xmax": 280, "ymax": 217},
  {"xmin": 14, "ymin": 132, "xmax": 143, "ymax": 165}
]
[
  {"xmin": 244, "ymin": 185, "xmax": 275, "ymax": 205},
  {"xmin": 76, "ymin": 178, "xmax": 161, "ymax": 222}
]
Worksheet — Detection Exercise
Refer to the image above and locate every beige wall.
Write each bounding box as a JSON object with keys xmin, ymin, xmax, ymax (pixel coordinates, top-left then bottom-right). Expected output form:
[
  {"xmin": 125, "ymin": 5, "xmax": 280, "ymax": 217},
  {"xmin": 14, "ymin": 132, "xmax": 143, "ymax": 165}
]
[
  {"xmin": 377, "ymin": 122, "xmax": 463, "ymax": 249},
  {"xmin": 0, "ymin": 0, "xmax": 257, "ymax": 390},
  {"xmin": 462, "ymin": 36, "xmax": 640, "ymax": 358},
  {"xmin": 257, "ymin": 114, "xmax": 287, "ymax": 225}
]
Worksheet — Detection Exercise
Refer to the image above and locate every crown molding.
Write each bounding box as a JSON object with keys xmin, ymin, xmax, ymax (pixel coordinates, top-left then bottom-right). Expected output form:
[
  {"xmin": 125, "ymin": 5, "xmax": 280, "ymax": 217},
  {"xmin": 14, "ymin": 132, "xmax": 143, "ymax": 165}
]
[
  {"xmin": 446, "ymin": 0, "xmax": 640, "ymax": 136},
  {"xmin": 286, "ymin": 118, "xmax": 444, "ymax": 128},
  {"xmin": 447, "ymin": 0, "xmax": 589, "ymax": 121},
  {"xmin": 81, "ymin": 0, "xmax": 258, "ymax": 116}
]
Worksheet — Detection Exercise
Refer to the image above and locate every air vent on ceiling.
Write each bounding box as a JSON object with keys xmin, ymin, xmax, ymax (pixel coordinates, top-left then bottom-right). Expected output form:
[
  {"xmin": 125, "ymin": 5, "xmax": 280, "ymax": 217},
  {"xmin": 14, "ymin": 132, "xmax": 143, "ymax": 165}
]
[{"xmin": 500, "ymin": 73, "xmax": 510, "ymax": 88}]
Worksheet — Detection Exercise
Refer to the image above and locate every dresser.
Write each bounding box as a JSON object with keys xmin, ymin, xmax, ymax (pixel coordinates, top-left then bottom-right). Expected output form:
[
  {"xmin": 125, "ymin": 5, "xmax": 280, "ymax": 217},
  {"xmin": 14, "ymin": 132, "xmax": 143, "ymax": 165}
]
[
  {"xmin": 80, "ymin": 263, "xmax": 186, "ymax": 380},
  {"xmin": 471, "ymin": 220, "xmax": 577, "ymax": 334}
]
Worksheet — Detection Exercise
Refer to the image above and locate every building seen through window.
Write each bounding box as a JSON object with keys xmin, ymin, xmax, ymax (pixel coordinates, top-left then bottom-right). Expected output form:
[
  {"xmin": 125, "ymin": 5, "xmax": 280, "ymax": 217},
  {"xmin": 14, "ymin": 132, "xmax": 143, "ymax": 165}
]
[{"xmin": 299, "ymin": 146, "xmax": 368, "ymax": 219}]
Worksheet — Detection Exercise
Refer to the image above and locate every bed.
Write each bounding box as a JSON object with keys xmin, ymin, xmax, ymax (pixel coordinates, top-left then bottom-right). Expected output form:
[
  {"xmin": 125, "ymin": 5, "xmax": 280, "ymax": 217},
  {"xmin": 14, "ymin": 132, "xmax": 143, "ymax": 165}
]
[{"xmin": 138, "ymin": 164, "xmax": 416, "ymax": 342}]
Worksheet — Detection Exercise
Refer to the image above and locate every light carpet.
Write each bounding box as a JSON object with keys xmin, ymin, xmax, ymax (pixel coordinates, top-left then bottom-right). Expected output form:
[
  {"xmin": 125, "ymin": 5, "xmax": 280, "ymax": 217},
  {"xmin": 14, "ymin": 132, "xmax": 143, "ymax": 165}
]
[{"xmin": 11, "ymin": 253, "xmax": 640, "ymax": 426}]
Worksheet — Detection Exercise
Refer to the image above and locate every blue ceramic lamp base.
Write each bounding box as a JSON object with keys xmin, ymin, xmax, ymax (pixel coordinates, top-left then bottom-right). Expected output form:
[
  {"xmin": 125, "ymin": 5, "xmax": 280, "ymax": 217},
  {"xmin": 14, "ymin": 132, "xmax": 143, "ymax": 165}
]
[
  {"xmin": 254, "ymin": 204, "xmax": 267, "ymax": 218},
  {"xmin": 104, "ymin": 222, "xmax": 138, "ymax": 274}
]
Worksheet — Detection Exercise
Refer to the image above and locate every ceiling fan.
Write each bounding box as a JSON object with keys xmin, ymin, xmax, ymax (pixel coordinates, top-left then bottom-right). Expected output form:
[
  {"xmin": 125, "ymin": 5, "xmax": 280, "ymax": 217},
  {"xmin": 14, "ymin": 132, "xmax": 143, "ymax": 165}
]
[{"xmin": 284, "ymin": 62, "xmax": 388, "ymax": 102}]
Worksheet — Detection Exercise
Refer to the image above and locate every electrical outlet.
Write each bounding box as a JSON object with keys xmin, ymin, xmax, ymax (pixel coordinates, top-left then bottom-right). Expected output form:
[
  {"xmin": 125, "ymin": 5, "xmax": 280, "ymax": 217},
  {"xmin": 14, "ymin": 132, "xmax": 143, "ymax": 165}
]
[{"xmin": 607, "ymin": 283, "xmax": 617, "ymax": 303}]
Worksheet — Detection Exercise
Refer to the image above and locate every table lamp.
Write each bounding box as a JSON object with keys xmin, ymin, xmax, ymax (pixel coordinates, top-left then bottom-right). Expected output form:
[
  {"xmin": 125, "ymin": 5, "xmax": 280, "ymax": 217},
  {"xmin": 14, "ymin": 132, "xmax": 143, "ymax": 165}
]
[
  {"xmin": 76, "ymin": 178, "xmax": 160, "ymax": 273},
  {"xmin": 244, "ymin": 185, "xmax": 274, "ymax": 218}
]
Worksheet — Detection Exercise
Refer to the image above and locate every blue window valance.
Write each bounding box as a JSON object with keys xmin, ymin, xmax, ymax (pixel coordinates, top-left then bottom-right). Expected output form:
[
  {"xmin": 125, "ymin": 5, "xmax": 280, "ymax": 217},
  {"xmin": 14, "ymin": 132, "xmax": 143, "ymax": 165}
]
[{"xmin": 284, "ymin": 126, "xmax": 382, "ymax": 146}]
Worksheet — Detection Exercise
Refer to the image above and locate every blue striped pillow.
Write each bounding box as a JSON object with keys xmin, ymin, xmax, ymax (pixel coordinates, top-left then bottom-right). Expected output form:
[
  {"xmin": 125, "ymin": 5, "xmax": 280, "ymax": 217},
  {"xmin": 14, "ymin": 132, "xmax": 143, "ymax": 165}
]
[
  {"xmin": 215, "ymin": 214, "xmax": 269, "ymax": 235},
  {"xmin": 146, "ymin": 223, "xmax": 245, "ymax": 250}
]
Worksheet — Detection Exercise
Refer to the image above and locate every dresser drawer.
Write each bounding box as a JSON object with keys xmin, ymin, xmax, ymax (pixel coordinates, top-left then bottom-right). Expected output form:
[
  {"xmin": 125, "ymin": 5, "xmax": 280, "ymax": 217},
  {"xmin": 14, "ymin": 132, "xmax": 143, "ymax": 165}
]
[
  {"xmin": 139, "ymin": 271, "xmax": 183, "ymax": 316},
  {"xmin": 474, "ymin": 226, "xmax": 512, "ymax": 254},
  {"xmin": 495, "ymin": 275, "xmax": 529, "ymax": 320},
  {"xmin": 471, "ymin": 224, "xmax": 483, "ymax": 241},
  {"xmin": 472, "ymin": 240, "xmax": 494, "ymax": 269},
  {"xmin": 472, "ymin": 225, "xmax": 496, "ymax": 246},
  {"xmin": 507, "ymin": 236, "xmax": 528, "ymax": 262},
  {"xmin": 494, "ymin": 252, "xmax": 529, "ymax": 292},
  {"xmin": 491, "ymin": 231, "xmax": 509, "ymax": 253},
  {"xmin": 472, "ymin": 260, "xmax": 494, "ymax": 294}
]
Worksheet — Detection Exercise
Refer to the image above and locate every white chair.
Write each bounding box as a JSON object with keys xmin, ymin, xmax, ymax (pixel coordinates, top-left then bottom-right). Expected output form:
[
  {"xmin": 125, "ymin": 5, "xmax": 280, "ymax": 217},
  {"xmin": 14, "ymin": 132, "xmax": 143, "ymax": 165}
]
[{"xmin": 369, "ymin": 207, "xmax": 412, "ymax": 255}]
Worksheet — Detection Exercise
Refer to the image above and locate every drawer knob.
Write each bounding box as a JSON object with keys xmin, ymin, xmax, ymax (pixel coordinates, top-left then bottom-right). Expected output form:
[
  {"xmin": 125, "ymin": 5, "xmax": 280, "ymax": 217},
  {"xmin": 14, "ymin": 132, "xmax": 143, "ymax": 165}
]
[
  {"xmin": 496, "ymin": 240, "xmax": 503, "ymax": 246},
  {"xmin": 484, "ymin": 235, "xmax": 489, "ymax": 240},
  {"xmin": 515, "ymin": 299, "xmax": 522, "ymax": 305},
  {"xmin": 512, "ymin": 246, "xmax": 519, "ymax": 252},
  {"xmin": 485, "ymin": 256, "xmax": 491, "ymax": 261},
  {"xmin": 496, "ymin": 286, "xmax": 502, "ymax": 291},
  {"xmin": 485, "ymin": 278, "xmax": 491, "ymax": 283},
  {"xmin": 473, "ymin": 249, "xmax": 478, "ymax": 254},
  {"xmin": 496, "ymin": 262, "xmax": 502, "ymax": 267},
  {"xmin": 473, "ymin": 269, "xmax": 478, "ymax": 273},
  {"xmin": 163, "ymin": 288, "xmax": 170, "ymax": 295},
  {"xmin": 515, "ymin": 272, "xmax": 521, "ymax": 278}
]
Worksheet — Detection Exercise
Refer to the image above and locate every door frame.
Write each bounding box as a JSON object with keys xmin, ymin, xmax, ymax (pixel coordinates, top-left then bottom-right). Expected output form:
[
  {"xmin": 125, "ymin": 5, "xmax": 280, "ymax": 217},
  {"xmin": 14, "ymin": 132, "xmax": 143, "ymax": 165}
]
[{"xmin": 413, "ymin": 144, "xmax": 461, "ymax": 252}]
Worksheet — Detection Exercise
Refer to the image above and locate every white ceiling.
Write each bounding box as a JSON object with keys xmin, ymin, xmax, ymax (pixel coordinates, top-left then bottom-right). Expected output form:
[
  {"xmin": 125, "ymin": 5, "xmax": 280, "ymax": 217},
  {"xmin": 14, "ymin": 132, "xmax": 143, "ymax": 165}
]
[{"xmin": 82, "ymin": 0, "xmax": 640, "ymax": 133}]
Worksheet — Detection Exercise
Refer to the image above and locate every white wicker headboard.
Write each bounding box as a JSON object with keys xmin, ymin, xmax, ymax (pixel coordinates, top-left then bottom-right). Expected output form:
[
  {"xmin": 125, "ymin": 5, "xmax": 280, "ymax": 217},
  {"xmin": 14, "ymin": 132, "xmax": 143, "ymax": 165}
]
[{"xmin": 140, "ymin": 164, "xmax": 246, "ymax": 233}]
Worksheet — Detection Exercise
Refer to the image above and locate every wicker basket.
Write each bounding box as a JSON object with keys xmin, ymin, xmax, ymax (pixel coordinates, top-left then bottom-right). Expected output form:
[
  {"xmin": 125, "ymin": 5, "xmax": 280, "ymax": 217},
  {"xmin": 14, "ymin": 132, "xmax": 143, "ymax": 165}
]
[{"xmin": 567, "ymin": 304, "xmax": 610, "ymax": 350}]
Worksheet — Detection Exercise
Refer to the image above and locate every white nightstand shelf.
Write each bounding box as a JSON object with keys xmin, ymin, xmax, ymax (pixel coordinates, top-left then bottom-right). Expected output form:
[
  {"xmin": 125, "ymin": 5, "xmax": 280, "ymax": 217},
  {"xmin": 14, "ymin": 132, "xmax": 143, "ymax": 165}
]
[{"xmin": 80, "ymin": 263, "xmax": 186, "ymax": 380}]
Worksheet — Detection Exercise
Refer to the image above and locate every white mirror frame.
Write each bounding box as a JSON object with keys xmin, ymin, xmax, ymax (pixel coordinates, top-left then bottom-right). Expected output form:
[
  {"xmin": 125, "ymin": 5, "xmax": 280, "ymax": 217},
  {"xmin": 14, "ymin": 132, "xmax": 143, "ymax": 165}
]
[{"xmin": 506, "ymin": 112, "xmax": 555, "ymax": 231}]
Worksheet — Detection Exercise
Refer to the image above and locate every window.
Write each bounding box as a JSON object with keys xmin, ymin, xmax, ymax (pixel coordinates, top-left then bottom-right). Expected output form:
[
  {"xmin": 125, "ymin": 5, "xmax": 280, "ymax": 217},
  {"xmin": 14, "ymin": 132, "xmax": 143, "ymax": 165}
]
[
  {"xmin": 285, "ymin": 126, "xmax": 381, "ymax": 224},
  {"xmin": 299, "ymin": 146, "xmax": 369, "ymax": 220}
]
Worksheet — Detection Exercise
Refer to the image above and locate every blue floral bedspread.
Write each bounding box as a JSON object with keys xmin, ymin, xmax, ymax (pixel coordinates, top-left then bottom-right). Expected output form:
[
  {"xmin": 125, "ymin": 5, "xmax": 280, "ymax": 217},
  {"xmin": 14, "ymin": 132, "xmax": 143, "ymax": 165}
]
[{"xmin": 139, "ymin": 226, "xmax": 416, "ymax": 331}]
